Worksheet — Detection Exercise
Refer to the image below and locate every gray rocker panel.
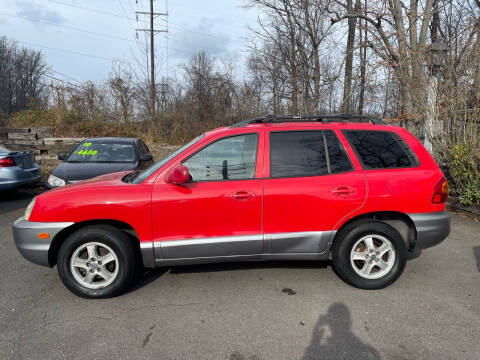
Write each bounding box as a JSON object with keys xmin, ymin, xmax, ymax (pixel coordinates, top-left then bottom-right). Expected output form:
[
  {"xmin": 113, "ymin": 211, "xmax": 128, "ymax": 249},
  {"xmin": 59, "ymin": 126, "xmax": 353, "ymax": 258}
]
[{"xmin": 144, "ymin": 231, "xmax": 336, "ymax": 267}]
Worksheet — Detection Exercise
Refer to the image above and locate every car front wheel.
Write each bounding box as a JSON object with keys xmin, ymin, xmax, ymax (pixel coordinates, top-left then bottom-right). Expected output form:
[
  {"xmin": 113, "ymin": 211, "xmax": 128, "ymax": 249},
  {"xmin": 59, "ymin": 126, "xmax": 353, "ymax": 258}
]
[
  {"xmin": 57, "ymin": 225, "xmax": 138, "ymax": 298},
  {"xmin": 332, "ymin": 221, "xmax": 407, "ymax": 289}
]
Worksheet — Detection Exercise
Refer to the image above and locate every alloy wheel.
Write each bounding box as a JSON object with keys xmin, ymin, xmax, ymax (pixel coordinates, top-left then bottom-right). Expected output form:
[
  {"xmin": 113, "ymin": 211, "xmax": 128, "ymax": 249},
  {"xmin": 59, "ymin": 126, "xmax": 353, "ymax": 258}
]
[
  {"xmin": 350, "ymin": 234, "xmax": 396, "ymax": 280},
  {"xmin": 70, "ymin": 242, "xmax": 119, "ymax": 289}
]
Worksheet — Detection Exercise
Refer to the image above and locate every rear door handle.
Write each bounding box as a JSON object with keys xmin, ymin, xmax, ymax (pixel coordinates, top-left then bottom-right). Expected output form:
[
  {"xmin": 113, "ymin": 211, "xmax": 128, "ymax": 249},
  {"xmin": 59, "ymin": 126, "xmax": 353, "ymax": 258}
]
[
  {"xmin": 331, "ymin": 186, "xmax": 356, "ymax": 196},
  {"xmin": 231, "ymin": 191, "xmax": 255, "ymax": 200}
]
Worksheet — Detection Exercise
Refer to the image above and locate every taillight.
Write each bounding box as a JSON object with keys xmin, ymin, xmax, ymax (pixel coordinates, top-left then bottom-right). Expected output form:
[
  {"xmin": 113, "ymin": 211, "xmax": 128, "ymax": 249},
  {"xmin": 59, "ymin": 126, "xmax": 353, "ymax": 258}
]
[
  {"xmin": 432, "ymin": 177, "xmax": 449, "ymax": 204},
  {"xmin": 0, "ymin": 157, "xmax": 16, "ymax": 167}
]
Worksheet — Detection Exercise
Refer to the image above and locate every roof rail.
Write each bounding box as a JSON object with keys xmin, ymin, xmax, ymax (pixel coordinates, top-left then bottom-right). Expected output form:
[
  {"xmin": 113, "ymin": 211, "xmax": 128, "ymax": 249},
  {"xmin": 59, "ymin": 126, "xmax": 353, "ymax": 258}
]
[{"xmin": 230, "ymin": 114, "xmax": 384, "ymax": 128}]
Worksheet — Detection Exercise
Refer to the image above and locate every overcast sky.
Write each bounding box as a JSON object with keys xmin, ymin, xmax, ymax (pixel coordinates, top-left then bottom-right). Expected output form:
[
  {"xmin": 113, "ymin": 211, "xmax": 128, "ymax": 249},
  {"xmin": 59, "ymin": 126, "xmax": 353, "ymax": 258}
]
[{"xmin": 0, "ymin": 0, "xmax": 259, "ymax": 84}]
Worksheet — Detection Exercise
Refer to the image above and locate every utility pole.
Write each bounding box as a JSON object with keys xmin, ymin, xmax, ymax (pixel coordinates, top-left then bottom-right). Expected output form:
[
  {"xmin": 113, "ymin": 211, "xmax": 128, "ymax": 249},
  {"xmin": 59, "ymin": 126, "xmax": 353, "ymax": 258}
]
[{"xmin": 136, "ymin": 0, "xmax": 168, "ymax": 117}]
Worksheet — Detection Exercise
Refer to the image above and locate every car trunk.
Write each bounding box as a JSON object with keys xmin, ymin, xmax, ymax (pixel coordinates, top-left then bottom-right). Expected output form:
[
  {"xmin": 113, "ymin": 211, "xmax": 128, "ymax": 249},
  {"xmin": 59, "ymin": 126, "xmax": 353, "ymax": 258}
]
[{"xmin": 8, "ymin": 151, "xmax": 35, "ymax": 169}]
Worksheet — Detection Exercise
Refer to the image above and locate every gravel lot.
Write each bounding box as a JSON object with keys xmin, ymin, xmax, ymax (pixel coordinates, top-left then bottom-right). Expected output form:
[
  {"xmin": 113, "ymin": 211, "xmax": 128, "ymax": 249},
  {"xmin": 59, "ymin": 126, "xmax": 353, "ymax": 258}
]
[{"xmin": 1, "ymin": 191, "xmax": 479, "ymax": 360}]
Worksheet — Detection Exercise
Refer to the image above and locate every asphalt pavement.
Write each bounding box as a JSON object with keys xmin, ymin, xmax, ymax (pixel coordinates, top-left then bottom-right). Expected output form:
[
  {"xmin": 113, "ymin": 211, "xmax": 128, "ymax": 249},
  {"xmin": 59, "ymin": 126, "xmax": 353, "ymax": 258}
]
[{"xmin": 1, "ymin": 191, "xmax": 479, "ymax": 360}]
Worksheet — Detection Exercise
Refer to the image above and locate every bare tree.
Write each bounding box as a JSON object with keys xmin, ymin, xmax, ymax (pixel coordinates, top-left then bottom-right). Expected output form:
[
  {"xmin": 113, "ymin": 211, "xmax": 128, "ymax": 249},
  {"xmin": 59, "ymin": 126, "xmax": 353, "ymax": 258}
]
[
  {"xmin": 330, "ymin": 0, "xmax": 437, "ymax": 134},
  {"xmin": 341, "ymin": 0, "xmax": 360, "ymax": 113},
  {"xmin": 246, "ymin": 0, "xmax": 333, "ymax": 114},
  {"xmin": 109, "ymin": 62, "xmax": 136, "ymax": 123},
  {"xmin": 0, "ymin": 36, "xmax": 46, "ymax": 120}
]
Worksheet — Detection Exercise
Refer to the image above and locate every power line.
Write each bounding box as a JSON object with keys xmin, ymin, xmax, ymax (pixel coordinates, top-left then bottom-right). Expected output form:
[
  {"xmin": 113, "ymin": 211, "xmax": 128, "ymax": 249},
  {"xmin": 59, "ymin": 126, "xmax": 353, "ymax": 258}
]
[
  {"xmin": 16, "ymin": 40, "xmax": 113, "ymax": 61},
  {"xmin": 43, "ymin": 0, "xmax": 240, "ymax": 44},
  {"xmin": 165, "ymin": 21, "xmax": 235, "ymax": 43},
  {"xmin": 48, "ymin": 69, "xmax": 81, "ymax": 84},
  {"xmin": 46, "ymin": 0, "xmax": 135, "ymax": 21},
  {"xmin": 1, "ymin": 11, "xmax": 195, "ymax": 56},
  {"xmin": 173, "ymin": 0, "xmax": 254, "ymax": 22},
  {"xmin": 136, "ymin": 0, "xmax": 168, "ymax": 116},
  {"xmin": 0, "ymin": 12, "xmax": 137, "ymax": 43},
  {"xmin": 117, "ymin": 0, "xmax": 149, "ymax": 58},
  {"xmin": 42, "ymin": 73, "xmax": 81, "ymax": 88}
]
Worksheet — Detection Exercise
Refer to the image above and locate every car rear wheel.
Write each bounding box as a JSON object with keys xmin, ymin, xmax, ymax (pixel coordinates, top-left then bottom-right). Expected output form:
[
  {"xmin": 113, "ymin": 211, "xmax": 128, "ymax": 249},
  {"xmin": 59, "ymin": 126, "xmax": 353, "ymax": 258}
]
[
  {"xmin": 332, "ymin": 221, "xmax": 407, "ymax": 289},
  {"xmin": 57, "ymin": 225, "xmax": 138, "ymax": 298}
]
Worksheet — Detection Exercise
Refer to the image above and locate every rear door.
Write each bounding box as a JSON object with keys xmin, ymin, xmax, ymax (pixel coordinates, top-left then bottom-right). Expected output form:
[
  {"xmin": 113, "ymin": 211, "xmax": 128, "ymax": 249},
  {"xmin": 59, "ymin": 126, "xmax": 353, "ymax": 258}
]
[{"xmin": 263, "ymin": 129, "xmax": 367, "ymax": 254}]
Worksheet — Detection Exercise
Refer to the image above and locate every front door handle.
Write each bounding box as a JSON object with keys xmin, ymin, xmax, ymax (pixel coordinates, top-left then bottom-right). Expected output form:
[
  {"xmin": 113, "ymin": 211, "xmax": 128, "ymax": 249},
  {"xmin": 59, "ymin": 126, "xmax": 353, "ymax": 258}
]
[
  {"xmin": 331, "ymin": 186, "xmax": 356, "ymax": 196},
  {"xmin": 231, "ymin": 191, "xmax": 255, "ymax": 200}
]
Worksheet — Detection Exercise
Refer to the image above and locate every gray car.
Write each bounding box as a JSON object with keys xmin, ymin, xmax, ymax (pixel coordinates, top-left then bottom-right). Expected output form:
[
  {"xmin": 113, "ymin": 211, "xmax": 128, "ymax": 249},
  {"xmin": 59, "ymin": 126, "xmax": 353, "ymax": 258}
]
[
  {"xmin": 0, "ymin": 145, "xmax": 40, "ymax": 191},
  {"xmin": 47, "ymin": 137, "xmax": 153, "ymax": 189}
]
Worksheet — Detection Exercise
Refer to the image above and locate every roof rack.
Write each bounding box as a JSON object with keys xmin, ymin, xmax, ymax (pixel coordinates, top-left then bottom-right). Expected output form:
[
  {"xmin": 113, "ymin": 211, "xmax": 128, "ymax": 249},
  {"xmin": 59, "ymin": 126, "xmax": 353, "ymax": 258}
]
[{"xmin": 230, "ymin": 114, "xmax": 384, "ymax": 128}]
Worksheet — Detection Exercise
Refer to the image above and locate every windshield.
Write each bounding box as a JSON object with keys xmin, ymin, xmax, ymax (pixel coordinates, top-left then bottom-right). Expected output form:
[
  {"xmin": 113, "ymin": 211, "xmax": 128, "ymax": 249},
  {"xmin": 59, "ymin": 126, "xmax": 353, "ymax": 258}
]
[
  {"xmin": 67, "ymin": 141, "xmax": 135, "ymax": 163},
  {"xmin": 131, "ymin": 134, "xmax": 205, "ymax": 184},
  {"xmin": 0, "ymin": 145, "xmax": 9, "ymax": 154}
]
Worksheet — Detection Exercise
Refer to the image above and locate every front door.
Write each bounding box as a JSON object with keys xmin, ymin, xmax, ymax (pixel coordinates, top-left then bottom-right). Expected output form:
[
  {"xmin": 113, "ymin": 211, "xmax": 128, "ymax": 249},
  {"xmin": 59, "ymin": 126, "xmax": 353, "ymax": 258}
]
[
  {"xmin": 151, "ymin": 132, "xmax": 264, "ymax": 260},
  {"xmin": 263, "ymin": 129, "xmax": 367, "ymax": 254}
]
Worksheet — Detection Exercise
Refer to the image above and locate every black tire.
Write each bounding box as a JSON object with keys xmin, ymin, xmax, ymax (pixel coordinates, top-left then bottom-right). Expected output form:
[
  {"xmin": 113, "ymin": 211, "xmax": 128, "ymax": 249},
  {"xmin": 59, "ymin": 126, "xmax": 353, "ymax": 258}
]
[
  {"xmin": 332, "ymin": 220, "xmax": 407, "ymax": 290},
  {"xmin": 57, "ymin": 225, "xmax": 138, "ymax": 298}
]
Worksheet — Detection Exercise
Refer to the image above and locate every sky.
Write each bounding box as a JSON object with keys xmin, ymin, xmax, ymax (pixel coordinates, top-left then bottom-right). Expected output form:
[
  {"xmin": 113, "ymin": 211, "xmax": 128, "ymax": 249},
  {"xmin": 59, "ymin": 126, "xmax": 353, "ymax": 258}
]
[{"xmin": 0, "ymin": 0, "xmax": 259, "ymax": 85}]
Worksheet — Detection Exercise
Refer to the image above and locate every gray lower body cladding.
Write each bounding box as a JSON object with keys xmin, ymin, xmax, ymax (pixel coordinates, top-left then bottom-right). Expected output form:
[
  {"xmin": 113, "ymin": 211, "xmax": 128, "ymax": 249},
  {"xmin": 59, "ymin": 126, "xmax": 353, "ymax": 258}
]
[
  {"xmin": 12, "ymin": 218, "xmax": 73, "ymax": 266},
  {"xmin": 13, "ymin": 211, "xmax": 450, "ymax": 269},
  {"xmin": 144, "ymin": 231, "xmax": 336, "ymax": 267},
  {"xmin": 407, "ymin": 211, "xmax": 450, "ymax": 249}
]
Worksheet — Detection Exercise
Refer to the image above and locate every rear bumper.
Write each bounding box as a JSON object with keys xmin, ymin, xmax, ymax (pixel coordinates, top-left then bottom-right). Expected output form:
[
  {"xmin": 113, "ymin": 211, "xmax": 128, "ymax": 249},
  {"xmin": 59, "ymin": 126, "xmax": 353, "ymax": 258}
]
[
  {"xmin": 408, "ymin": 211, "xmax": 450, "ymax": 249},
  {"xmin": 12, "ymin": 218, "xmax": 73, "ymax": 266},
  {"xmin": 0, "ymin": 164, "xmax": 41, "ymax": 190}
]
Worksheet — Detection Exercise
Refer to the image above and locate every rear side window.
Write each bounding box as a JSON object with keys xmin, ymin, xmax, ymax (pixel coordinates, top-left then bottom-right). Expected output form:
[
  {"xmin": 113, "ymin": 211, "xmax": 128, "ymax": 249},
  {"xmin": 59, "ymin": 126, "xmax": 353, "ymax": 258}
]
[
  {"xmin": 270, "ymin": 131, "xmax": 352, "ymax": 178},
  {"xmin": 343, "ymin": 130, "xmax": 418, "ymax": 169}
]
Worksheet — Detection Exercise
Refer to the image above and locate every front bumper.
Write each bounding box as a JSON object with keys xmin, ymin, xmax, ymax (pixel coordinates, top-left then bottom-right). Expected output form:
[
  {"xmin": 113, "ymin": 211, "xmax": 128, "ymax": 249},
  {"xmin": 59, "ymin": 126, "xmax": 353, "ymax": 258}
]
[
  {"xmin": 12, "ymin": 218, "xmax": 73, "ymax": 266},
  {"xmin": 408, "ymin": 211, "xmax": 450, "ymax": 249}
]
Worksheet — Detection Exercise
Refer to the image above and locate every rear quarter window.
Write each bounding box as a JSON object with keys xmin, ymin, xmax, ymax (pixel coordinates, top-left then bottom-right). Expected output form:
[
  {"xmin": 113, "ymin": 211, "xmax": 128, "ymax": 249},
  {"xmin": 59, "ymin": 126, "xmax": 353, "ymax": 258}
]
[{"xmin": 343, "ymin": 130, "xmax": 419, "ymax": 169}]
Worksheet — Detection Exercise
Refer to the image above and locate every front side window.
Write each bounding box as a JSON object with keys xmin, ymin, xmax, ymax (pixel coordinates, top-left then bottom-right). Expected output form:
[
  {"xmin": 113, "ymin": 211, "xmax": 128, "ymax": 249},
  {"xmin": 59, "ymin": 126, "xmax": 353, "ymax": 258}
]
[
  {"xmin": 67, "ymin": 141, "xmax": 135, "ymax": 163},
  {"xmin": 131, "ymin": 134, "xmax": 205, "ymax": 184},
  {"xmin": 183, "ymin": 133, "xmax": 258, "ymax": 181},
  {"xmin": 343, "ymin": 130, "xmax": 417, "ymax": 169},
  {"xmin": 270, "ymin": 131, "xmax": 328, "ymax": 178}
]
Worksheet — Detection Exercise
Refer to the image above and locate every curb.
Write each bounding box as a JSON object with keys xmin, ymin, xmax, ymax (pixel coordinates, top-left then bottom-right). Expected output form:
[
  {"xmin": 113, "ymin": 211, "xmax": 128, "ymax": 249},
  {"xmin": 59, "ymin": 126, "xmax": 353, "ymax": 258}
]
[{"xmin": 447, "ymin": 198, "xmax": 480, "ymax": 221}]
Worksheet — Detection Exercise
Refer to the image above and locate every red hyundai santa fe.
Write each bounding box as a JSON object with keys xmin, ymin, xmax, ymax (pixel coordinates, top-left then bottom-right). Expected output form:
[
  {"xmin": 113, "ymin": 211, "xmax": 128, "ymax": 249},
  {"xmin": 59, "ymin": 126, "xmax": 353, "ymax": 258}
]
[{"xmin": 13, "ymin": 115, "xmax": 450, "ymax": 298}]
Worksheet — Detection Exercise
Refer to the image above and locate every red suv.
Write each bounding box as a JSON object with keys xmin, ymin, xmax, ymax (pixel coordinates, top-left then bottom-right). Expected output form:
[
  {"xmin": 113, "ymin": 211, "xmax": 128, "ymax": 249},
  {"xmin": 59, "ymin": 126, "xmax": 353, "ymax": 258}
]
[{"xmin": 13, "ymin": 115, "xmax": 450, "ymax": 298}]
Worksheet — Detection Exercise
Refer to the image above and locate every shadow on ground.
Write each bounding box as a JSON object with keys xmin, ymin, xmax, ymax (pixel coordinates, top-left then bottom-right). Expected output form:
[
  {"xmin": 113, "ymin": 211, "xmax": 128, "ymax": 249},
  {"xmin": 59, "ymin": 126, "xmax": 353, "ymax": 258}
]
[
  {"xmin": 124, "ymin": 261, "xmax": 330, "ymax": 294},
  {"xmin": 125, "ymin": 267, "xmax": 170, "ymax": 293},
  {"xmin": 302, "ymin": 303, "xmax": 381, "ymax": 360},
  {"xmin": 407, "ymin": 248, "xmax": 422, "ymax": 260},
  {"xmin": 473, "ymin": 247, "xmax": 480, "ymax": 272},
  {"xmin": 0, "ymin": 190, "xmax": 38, "ymax": 214}
]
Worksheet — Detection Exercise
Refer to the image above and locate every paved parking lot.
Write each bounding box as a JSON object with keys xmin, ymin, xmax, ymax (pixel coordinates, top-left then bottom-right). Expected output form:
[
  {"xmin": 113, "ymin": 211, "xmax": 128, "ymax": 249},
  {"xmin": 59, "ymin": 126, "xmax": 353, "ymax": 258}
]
[{"xmin": 1, "ymin": 191, "xmax": 479, "ymax": 360}]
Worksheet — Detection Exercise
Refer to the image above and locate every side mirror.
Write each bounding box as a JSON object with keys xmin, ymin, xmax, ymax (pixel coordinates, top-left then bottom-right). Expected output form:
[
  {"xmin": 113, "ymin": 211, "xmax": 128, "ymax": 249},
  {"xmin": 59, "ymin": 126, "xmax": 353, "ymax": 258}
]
[
  {"xmin": 140, "ymin": 154, "xmax": 153, "ymax": 162},
  {"xmin": 165, "ymin": 164, "xmax": 190, "ymax": 185},
  {"xmin": 58, "ymin": 153, "xmax": 67, "ymax": 161}
]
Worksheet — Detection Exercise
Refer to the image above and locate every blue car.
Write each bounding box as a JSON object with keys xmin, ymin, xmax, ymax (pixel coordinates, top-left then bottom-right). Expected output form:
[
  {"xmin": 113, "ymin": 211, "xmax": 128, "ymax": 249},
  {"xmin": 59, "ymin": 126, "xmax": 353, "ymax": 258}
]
[{"xmin": 0, "ymin": 145, "xmax": 41, "ymax": 191}]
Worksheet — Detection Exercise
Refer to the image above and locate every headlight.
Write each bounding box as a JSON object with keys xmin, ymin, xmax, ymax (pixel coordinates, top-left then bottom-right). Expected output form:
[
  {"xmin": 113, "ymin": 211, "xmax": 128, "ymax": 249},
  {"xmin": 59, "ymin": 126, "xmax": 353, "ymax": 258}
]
[
  {"xmin": 48, "ymin": 174, "xmax": 65, "ymax": 187},
  {"xmin": 24, "ymin": 197, "xmax": 36, "ymax": 220}
]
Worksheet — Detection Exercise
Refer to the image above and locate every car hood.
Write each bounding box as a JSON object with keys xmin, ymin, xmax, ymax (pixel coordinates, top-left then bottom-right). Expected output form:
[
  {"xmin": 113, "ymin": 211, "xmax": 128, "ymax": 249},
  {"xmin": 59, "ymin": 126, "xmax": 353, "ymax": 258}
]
[
  {"xmin": 46, "ymin": 170, "xmax": 133, "ymax": 192},
  {"xmin": 52, "ymin": 162, "xmax": 137, "ymax": 182}
]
